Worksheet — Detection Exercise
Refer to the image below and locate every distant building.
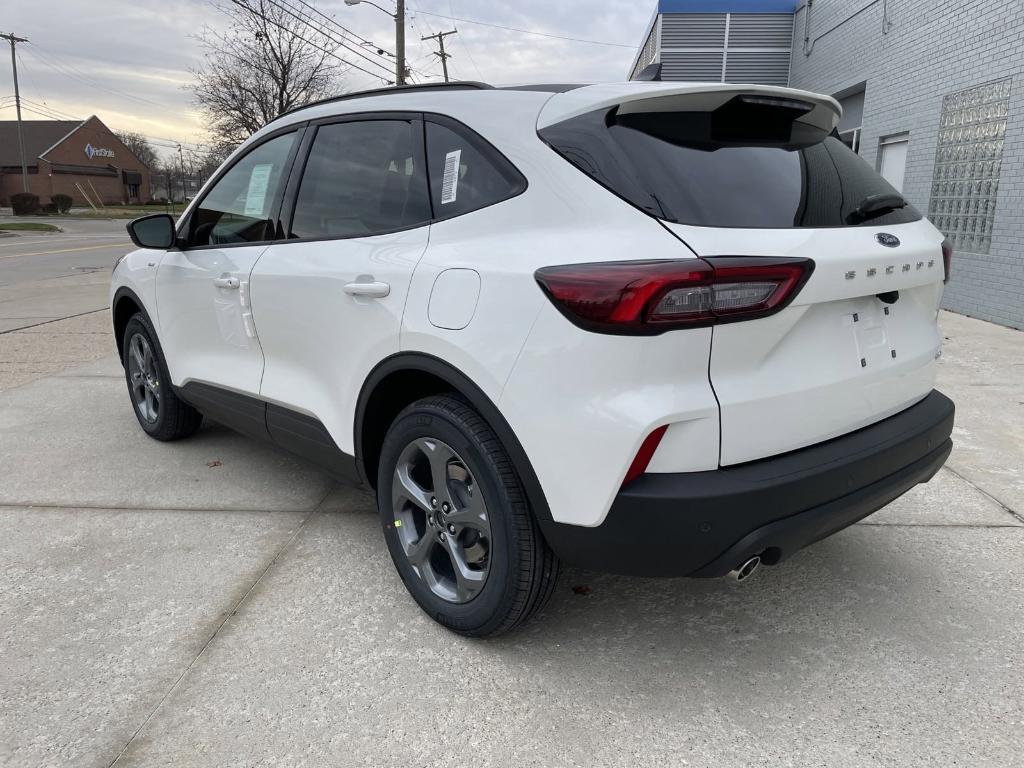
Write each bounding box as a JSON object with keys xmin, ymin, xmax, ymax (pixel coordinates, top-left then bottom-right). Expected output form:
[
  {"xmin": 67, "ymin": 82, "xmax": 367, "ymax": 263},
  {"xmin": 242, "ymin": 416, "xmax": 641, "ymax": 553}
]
[
  {"xmin": 0, "ymin": 115, "xmax": 151, "ymax": 207},
  {"xmin": 630, "ymin": 0, "xmax": 1024, "ymax": 330},
  {"xmin": 629, "ymin": 0, "xmax": 795, "ymax": 84}
]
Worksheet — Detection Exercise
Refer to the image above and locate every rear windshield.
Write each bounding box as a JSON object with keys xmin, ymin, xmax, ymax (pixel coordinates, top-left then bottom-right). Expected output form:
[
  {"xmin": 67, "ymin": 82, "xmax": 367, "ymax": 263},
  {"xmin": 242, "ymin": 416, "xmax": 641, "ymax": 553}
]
[{"xmin": 539, "ymin": 98, "xmax": 922, "ymax": 229}]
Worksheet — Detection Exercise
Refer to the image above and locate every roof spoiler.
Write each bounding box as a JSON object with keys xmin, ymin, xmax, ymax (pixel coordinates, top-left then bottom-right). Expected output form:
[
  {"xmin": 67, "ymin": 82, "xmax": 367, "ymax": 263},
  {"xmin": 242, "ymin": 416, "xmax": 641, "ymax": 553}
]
[{"xmin": 537, "ymin": 83, "xmax": 841, "ymax": 134}]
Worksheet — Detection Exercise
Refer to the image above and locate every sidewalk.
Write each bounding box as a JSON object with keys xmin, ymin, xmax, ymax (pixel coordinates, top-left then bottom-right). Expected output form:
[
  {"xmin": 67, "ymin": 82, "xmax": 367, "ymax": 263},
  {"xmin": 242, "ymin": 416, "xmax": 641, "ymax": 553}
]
[{"xmin": 1, "ymin": 310, "xmax": 1021, "ymax": 767}]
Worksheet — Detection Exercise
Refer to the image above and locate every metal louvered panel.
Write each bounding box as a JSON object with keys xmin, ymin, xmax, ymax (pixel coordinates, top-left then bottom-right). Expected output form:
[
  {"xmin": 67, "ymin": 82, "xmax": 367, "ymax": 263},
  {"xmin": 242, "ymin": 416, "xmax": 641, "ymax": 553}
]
[
  {"xmin": 725, "ymin": 51, "xmax": 790, "ymax": 86},
  {"xmin": 660, "ymin": 51, "xmax": 725, "ymax": 82},
  {"xmin": 727, "ymin": 14, "xmax": 794, "ymax": 48},
  {"xmin": 631, "ymin": 22, "xmax": 660, "ymax": 79},
  {"xmin": 661, "ymin": 14, "xmax": 726, "ymax": 48}
]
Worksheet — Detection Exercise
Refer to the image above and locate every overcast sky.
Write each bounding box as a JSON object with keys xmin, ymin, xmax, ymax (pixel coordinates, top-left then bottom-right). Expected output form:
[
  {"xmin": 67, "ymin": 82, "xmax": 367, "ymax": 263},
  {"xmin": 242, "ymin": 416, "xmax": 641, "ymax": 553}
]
[{"xmin": 0, "ymin": 0, "xmax": 651, "ymax": 158}]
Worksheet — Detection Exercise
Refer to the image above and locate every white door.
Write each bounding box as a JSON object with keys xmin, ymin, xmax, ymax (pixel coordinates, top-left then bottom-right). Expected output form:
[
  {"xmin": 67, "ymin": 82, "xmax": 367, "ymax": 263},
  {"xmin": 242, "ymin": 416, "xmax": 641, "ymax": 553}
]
[
  {"xmin": 250, "ymin": 118, "xmax": 432, "ymax": 454},
  {"xmin": 879, "ymin": 136, "xmax": 909, "ymax": 192},
  {"xmin": 155, "ymin": 131, "xmax": 298, "ymax": 395}
]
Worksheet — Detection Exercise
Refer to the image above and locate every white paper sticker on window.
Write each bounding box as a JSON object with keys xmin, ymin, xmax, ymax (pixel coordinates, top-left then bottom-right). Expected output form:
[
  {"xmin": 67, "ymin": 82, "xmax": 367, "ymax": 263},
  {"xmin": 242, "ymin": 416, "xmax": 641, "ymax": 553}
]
[
  {"xmin": 244, "ymin": 163, "xmax": 273, "ymax": 216},
  {"xmin": 440, "ymin": 149, "xmax": 461, "ymax": 205}
]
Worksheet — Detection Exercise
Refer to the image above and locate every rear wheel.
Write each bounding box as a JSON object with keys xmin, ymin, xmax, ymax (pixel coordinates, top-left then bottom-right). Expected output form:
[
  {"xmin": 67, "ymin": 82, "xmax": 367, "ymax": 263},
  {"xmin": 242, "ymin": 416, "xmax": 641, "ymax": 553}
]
[
  {"xmin": 122, "ymin": 314, "xmax": 202, "ymax": 441},
  {"xmin": 377, "ymin": 395, "xmax": 559, "ymax": 637}
]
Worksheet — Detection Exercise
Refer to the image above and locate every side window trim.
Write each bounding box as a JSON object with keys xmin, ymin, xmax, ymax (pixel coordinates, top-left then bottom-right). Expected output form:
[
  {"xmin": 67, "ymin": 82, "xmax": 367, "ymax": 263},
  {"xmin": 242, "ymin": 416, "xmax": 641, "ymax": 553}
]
[
  {"xmin": 278, "ymin": 123, "xmax": 319, "ymax": 241},
  {"xmin": 178, "ymin": 125, "xmax": 306, "ymax": 250},
  {"xmin": 279, "ymin": 111, "xmax": 431, "ymax": 244},
  {"xmin": 422, "ymin": 112, "xmax": 528, "ymax": 222}
]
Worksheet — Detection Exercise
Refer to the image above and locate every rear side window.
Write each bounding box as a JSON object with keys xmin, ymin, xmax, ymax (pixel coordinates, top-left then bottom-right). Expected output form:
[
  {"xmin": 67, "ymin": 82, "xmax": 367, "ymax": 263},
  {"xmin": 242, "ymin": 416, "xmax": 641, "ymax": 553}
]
[
  {"xmin": 425, "ymin": 120, "xmax": 526, "ymax": 220},
  {"xmin": 188, "ymin": 131, "xmax": 296, "ymax": 247},
  {"xmin": 539, "ymin": 99, "xmax": 922, "ymax": 229},
  {"xmin": 290, "ymin": 119, "xmax": 430, "ymax": 239}
]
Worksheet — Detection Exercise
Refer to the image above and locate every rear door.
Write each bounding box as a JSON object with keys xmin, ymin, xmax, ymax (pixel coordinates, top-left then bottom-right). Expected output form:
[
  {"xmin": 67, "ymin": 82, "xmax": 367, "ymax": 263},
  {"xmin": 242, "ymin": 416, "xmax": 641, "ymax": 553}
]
[
  {"xmin": 538, "ymin": 85, "xmax": 946, "ymax": 466},
  {"xmin": 250, "ymin": 114, "xmax": 432, "ymax": 458}
]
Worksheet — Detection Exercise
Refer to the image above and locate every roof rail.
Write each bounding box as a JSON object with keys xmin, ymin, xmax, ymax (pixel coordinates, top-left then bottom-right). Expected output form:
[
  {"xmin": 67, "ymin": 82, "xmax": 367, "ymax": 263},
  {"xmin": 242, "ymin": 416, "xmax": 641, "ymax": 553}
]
[{"xmin": 277, "ymin": 81, "xmax": 494, "ymax": 119}]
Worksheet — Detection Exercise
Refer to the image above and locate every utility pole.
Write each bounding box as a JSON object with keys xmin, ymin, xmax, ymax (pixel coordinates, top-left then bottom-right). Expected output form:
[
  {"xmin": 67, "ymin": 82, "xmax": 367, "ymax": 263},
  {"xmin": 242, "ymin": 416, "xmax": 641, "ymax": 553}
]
[
  {"xmin": 395, "ymin": 0, "xmax": 406, "ymax": 85},
  {"xmin": 1, "ymin": 32, "xmax": 30, "ymax": 192},
  {"xmin": 177, "ymin": 144, "xmax": 186, "ymax": 204},
  {"xmin": 421, "ymin": 28, "xmax": 457, "ymax": 82}
]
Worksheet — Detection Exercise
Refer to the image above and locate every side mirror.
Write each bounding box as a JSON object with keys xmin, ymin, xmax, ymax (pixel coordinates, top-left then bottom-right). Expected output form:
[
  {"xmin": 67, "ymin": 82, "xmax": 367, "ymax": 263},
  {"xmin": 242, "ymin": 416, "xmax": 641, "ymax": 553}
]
[{"xmin": 127, "ymin": 214, "xmax": 177, "ymax": 249}]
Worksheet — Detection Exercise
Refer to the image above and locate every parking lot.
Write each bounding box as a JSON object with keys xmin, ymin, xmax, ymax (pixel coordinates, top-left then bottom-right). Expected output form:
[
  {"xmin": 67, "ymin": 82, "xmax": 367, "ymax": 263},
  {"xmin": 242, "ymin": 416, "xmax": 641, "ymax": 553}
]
[{"xmin": 1, "ymin": 224, "xmax": 1023, "ymax": 767}]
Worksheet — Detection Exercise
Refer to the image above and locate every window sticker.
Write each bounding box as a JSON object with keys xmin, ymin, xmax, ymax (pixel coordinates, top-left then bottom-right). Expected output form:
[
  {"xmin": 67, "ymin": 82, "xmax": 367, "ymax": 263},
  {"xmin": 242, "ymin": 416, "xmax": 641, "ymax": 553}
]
[
  {"xmin": 440, "ymin": 149, "xmax": 461, "ymax": 205},
  {"xmin": 244, "ymin": 163, "xmax": 273, "ymax": 216}
]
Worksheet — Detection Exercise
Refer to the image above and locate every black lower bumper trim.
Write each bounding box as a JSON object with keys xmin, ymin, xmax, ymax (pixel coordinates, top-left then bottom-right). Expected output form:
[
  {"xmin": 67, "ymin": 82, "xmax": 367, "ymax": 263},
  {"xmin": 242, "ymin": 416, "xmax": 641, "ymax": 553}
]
[{"xmin": 537, "ymin": 390, "xmax": 955, "ymax": 578}]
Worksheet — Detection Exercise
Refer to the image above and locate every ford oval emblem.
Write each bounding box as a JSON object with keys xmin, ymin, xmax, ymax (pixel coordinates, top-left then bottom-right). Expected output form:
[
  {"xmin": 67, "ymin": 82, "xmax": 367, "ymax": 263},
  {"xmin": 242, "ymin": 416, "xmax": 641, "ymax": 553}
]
[{"xmin": 876, "ymin": 233, "xmax": 901, "ymax": 248}]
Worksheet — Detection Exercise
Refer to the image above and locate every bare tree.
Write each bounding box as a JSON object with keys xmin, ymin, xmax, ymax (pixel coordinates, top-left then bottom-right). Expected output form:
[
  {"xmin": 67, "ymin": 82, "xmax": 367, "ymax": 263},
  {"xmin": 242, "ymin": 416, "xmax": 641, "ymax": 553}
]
[
  {"xmin": 189, "ymin": 0, "xmax": 345, "ymax": 151},
  {"xmin": 114, "ymin": 130, "xmax": 159, "ymax": 169}
]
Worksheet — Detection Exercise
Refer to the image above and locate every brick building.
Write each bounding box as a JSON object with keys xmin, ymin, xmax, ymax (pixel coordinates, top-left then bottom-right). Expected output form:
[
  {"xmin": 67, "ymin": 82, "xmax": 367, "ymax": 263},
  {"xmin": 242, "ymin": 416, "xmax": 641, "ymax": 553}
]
[
  {"xmin": 0, "ymin": 115, "xmax": 151, "ymax": 207},
  {"xmin": 630, "ymin": 0, "xmax": 1024, "ymax": 330}
]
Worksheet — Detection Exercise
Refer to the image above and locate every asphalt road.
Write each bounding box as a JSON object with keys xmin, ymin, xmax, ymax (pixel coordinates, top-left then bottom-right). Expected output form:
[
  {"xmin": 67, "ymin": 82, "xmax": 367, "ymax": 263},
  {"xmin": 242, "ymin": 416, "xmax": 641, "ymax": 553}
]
[{"xmin": 0, "ymin": 217, "xmax": 131, "ymax": 333}]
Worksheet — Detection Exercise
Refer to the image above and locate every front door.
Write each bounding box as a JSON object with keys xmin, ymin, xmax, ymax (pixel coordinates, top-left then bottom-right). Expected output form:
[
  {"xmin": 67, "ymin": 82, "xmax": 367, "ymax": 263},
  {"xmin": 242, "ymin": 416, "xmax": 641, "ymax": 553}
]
[
  {"xmin": 155, "ymin": 130, "xmax": 299, "ymax": 398},
  {"xmin": 250, "ymin": 117, "xmax": 432, "ymax": 456}
]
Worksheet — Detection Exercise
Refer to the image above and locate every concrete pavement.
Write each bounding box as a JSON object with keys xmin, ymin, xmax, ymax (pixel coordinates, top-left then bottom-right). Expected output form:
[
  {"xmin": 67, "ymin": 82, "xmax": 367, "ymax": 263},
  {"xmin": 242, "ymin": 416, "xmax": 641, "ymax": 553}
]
[{"xmin": 1, "ymin": 310, "xmax": 1022, "ymax": 767}]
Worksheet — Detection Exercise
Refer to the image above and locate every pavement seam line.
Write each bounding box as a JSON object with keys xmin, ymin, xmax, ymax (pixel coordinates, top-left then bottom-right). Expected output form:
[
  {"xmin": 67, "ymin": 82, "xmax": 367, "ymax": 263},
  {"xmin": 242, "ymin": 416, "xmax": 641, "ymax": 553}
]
[
  {"xmin": 0, "ymin": 501, "xmax": 320, "ymax": 514},
  {"xmin": 0, "ymin": 308, "xmax": 106, "ymax": 335},
  {"xmin": 942, "ymin": 464, "xmax": 1024, "ymax": 525},
  {"xmin": 105, "ymin": 507, "xmax": 319, "ymax": 768},
  {"xmin": 858, "ymin": 522, "xmax": 1024, "ymax": 528}
]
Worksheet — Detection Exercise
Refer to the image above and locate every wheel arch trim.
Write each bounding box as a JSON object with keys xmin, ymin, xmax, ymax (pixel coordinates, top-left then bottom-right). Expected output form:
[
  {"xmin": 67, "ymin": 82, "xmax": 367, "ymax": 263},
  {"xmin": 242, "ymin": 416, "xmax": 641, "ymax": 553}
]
[
  {"xmin": 112, "ymin": 286, "xmax": 155, "ymax": 361},
  {"xmin": 355, "ymin": 352, "xmax": 554, "ymax": 521}
]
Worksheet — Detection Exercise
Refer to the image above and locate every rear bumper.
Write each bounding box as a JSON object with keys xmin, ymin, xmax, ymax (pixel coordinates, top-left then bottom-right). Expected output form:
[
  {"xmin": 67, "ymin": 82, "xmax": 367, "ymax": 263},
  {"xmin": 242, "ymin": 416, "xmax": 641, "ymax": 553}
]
[{"xmin": 537, "ymin": 390, "xmax": 954, "ymax": 577}]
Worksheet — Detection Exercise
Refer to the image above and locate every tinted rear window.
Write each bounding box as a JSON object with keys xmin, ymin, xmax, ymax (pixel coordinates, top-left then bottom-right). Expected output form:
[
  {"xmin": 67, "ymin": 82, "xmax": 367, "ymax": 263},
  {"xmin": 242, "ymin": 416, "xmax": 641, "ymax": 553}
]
[{"xmin": 539, "ymin": 99, "xmax": 922, "ymax": 229}]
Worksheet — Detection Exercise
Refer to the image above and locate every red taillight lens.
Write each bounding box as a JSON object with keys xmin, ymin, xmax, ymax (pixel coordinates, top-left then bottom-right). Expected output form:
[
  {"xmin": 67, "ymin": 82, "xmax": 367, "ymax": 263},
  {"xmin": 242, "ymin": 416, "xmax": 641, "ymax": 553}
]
[
  {"xmin": 941, "ymin": 239, "xmax": 953, "ymax": 283},
  {"xmin": 622, "ymin": 424, "xmax": 668, "ymax": 487},
  {"xmin": 535, "ymin": 257, "xmax": 814, "ymax": 334}
]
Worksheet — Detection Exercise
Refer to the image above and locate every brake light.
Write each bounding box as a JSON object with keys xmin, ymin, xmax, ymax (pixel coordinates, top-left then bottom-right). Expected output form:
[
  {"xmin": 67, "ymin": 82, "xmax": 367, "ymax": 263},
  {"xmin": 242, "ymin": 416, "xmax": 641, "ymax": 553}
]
[
  {"xmin": 622, "ymin": 425, "xmax": 668, "ymax": 487},
  {"xmin": 535, "ymin": 257, "xmax": 814, "ymax": 334},
  {"xmin": 941, "ymin": 239, "xmax": 953, "ymax": 283}
]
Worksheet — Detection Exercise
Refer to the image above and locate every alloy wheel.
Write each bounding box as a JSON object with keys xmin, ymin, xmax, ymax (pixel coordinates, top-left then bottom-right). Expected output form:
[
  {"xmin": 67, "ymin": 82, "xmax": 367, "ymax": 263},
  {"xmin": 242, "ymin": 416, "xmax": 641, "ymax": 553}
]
[
  {"xmin": 391, "ymin": 437, "xmax": 491, "ymax": 603},
  {"xmin": 127, "ymin": 333, "xmax": 161, "ymax": 424}
]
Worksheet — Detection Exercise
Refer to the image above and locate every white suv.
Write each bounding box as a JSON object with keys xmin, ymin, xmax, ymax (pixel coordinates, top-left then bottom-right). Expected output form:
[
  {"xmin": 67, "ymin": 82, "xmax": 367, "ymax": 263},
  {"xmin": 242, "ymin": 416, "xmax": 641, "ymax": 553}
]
[{"xmin": 113, "ymin": 82, "xmax": 954, "ymax": 636}]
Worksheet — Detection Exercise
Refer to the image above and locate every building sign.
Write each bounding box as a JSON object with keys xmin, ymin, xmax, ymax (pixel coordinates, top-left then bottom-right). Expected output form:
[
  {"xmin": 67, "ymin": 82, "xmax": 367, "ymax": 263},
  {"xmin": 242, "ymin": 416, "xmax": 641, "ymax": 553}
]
[{"xmin": 84, "ymin": 143, "xmax": 115, "ymax": 160}]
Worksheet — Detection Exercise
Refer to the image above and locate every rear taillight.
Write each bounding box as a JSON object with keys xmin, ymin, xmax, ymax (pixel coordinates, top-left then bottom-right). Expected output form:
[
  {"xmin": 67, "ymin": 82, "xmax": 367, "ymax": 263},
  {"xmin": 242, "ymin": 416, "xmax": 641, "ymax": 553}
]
[
  {"xmin": 535, "ymin": 257, "xmax": 814, "ymax": 334},
  {"xmin": 941, "ymin": 239, "xmax": 953, "ymax": 283}
]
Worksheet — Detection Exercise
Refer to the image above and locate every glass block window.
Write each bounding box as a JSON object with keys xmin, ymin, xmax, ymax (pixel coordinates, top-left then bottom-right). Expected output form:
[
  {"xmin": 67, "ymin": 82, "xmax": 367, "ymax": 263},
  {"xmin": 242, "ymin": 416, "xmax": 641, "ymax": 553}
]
[{"xmin": 928, "ymin": 79, "xmax": 1011, "ymax": 254}]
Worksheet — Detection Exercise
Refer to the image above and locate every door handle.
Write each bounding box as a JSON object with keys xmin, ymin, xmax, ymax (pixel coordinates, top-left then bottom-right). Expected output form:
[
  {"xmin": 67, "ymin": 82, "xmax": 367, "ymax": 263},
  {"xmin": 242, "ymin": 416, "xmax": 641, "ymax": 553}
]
[
  {"xmin": 343, "ymin": 281, "xmax": 391, "ymax": 298},
  {"xmin": 213, "ymin": 276, "xmax": 240, "ymax": 289}
]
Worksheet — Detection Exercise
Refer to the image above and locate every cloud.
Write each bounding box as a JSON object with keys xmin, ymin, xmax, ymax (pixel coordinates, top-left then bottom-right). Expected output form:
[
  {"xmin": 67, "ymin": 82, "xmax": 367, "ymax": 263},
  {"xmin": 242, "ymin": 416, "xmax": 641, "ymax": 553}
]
[{"xmin": 0, "ymin": 0, "xmax": 650, "ymax": 155}]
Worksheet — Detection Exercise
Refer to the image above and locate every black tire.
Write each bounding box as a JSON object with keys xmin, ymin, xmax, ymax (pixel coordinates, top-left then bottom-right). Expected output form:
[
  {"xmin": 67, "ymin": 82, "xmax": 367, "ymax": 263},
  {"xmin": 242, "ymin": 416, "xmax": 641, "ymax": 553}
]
[
  {"xmin": 377, "ymin": 394, "xmax": 559, "ymax": 637},
  {"xmin": 122, "ymin": 313, "xmax": 202, "ymax": 441}
]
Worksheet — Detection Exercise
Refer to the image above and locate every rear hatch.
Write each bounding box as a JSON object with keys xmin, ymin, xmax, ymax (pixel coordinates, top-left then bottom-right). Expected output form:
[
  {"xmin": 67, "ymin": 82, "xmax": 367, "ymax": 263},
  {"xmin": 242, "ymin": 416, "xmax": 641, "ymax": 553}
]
[{"xmin": 539, "ymin": 83, "xmax": 946, "ymax": 466}]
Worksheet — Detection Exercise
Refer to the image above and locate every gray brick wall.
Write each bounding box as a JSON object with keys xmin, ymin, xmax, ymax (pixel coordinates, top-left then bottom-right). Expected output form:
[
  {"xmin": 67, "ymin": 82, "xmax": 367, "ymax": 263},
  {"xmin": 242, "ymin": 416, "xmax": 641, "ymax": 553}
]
[{"xmin": 789, "ymin": 0, "xmax": 1024, "ymax": 329}]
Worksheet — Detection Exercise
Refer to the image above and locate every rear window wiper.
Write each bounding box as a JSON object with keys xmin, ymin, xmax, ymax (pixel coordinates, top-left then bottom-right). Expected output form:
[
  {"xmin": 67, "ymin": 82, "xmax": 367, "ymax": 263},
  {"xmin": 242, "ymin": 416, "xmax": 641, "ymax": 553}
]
[{"xmin": 846, "ymin": 193, "xmax": 907, "ymax": 225}]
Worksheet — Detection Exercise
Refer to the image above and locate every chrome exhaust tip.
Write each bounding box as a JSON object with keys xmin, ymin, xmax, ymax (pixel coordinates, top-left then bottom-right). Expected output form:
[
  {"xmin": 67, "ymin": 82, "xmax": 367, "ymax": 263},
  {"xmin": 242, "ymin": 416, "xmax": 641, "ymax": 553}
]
[{"xmin": 727, "ymin": 555, "xmax": 761, "ymax": 583}]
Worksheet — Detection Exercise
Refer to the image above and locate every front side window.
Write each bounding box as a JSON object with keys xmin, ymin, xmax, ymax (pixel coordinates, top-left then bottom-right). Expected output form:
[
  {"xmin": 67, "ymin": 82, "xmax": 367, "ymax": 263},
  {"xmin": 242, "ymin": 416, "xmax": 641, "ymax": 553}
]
[
  {"xmin": 290, "ymin": 119, "xmax": 430, "ymax": 239},
  {"xmin": 188, "ymin": 132, "xmax": 296, "ymax": 247},
  {"xmin": 426, "ymin": 120, "xmax": 526, "ymax": 220}
]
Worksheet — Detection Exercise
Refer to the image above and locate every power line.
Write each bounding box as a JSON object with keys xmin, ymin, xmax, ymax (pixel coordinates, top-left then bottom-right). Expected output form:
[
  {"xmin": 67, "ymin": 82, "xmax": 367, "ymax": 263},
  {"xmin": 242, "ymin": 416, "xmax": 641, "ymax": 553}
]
[
  {"xmin": 21, "ymin": 45, "xmax": 165, "ymax": 108},
  {"xmin": 18, "ymin": 97, "xmax": 81, "ymax": 120},
  {"xmin": 449, "ymin": 0, "xmax": 484, "ymax": 81},
  {"xmin": 413, "ymin": 10, "xmax": 636, "ymax": 48},
  {"xmin": 263, "ymin": 0, "xmax": 396, "ymax": 77},
  {"xmin": 288, "ymin": 0, "xmax": 394, "ymax": 57},
  {"xmin": 225, "ymin": 0, "xmax": 392, "ymax": 83}
]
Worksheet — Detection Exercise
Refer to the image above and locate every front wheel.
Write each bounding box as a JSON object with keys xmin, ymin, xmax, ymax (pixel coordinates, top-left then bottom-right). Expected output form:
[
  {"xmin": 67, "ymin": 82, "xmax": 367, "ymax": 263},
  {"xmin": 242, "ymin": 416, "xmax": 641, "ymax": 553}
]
[
  {"xmin": 377, "ymin": 395, "xmax": 559, "ymax": 637},
  {"xmin": 122, "ymin": 313, "xmax": 202, "ymax": 441}
]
